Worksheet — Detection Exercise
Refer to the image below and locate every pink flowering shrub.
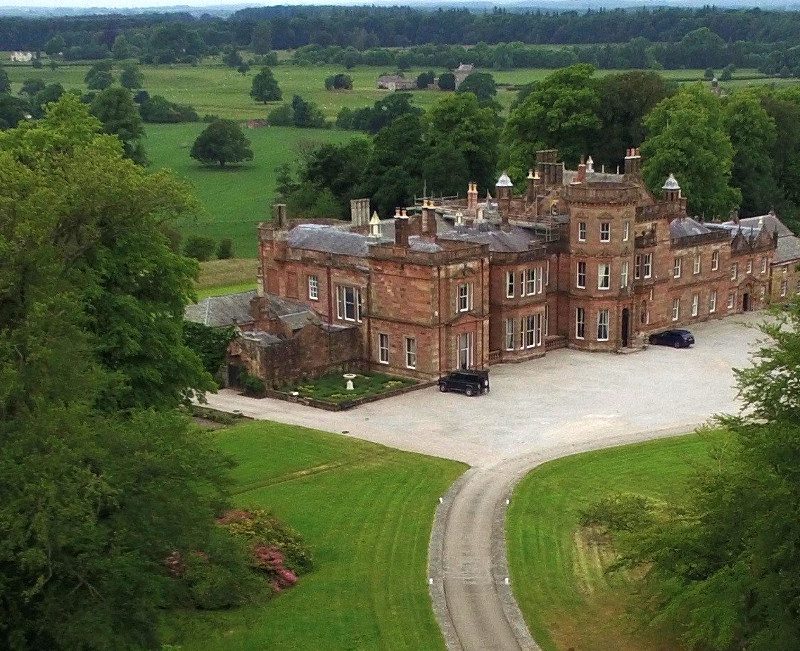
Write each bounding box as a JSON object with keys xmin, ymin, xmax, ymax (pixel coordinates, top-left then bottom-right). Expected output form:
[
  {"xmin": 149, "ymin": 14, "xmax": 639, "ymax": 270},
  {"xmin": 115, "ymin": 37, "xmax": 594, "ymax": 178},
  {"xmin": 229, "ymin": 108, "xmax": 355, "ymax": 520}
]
[{"xmin": 217, "ymin": 508, "xmax": 312, "ymax": 595}]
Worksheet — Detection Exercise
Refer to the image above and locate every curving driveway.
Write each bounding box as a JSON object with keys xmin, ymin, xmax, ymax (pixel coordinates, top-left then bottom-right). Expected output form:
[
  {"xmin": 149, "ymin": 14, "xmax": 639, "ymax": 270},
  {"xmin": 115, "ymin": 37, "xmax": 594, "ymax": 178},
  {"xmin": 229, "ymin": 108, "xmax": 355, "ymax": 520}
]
[{"xmin": 204, "ymin": 312, "xmax": 765, "ymax": 650}]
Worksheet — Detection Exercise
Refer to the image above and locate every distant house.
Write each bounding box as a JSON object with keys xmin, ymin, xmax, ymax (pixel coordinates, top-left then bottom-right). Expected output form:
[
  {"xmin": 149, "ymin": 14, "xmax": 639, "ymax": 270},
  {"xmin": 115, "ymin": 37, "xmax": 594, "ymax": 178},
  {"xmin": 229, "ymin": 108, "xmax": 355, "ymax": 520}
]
[
  {"xmin": 377, "ymin": 74, "xmax": 415, "ymax": 92},
  {"xmin": 453, "ymin": 63, "xmax": 474, "ymax": 88},
  {"xmin": 10, "ymin": 51, "xmax": 33, "ymax": 63}
]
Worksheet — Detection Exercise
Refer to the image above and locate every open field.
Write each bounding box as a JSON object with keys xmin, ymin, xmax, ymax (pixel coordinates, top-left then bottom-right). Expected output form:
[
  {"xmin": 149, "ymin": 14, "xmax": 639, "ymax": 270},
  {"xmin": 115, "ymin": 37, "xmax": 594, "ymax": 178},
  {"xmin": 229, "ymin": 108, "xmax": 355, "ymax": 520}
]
[
  {"xmin": 195, "ymin": 258, "xmax": 257, "ymax": 299},
  {"xmin": 146, "ymin": 123, "xmax": 355, "ymax": 258},
  {"xmin": 506, "ymin": 431, "xmax": 728, "ymax": 651},
  {"xmin": 5, "ymin": 61, "xmax": 793, "ymax": 122},
  {"xmin": 163, "ymin": 420, "xmax": 466, "ymax": 649}
]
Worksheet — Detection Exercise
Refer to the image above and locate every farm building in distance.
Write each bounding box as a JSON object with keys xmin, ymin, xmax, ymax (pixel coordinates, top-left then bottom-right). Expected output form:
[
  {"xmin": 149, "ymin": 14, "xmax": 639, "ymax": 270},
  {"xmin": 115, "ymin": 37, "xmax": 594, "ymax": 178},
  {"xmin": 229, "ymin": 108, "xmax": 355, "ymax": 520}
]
[{"xmin": 210, "ymin": 149, "xmax": 799, "ymax": 387}]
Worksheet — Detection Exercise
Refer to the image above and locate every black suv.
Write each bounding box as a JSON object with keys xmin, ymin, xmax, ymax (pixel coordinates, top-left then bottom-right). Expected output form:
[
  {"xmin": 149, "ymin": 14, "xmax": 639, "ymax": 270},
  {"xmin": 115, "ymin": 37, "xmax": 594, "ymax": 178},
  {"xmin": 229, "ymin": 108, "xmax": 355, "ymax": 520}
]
[{"xmin": 438, "ymin": 369, "xmax": 490, "ymax": 396}]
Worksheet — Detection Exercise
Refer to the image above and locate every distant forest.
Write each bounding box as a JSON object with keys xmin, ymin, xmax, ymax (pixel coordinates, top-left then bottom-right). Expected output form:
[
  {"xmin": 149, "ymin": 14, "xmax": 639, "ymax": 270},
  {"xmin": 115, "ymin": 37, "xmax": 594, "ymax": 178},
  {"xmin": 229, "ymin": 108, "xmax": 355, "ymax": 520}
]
[{"xmin": 3, "ymin": 6, "xmax": 800, "ymax": 74}]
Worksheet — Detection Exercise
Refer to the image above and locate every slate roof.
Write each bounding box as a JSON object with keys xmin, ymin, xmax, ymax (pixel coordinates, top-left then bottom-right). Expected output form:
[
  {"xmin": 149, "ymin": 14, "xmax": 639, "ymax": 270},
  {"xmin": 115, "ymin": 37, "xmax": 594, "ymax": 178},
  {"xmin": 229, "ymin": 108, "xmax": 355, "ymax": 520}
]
[
  {"xmin": 286, "ymin": 223, "xmax": 443, "ymax": 255},
  {"xmin": 725, "ymin": 213, "xmax": 792, "ymax": 238},
  {"xmin": 776, "ymin": 234, "xmax": 800, "ymax": 264},
  {"xmin": 185, "ymin": 290, "xmax": 256, "ymax": 327},
  {"xmin": 438, "ymin": 223, "xmax": 536, "ymax": 253},
  {"xmin": 563, "ymin": 170, "xmax": 626, "ymax": 184},
  {"xmin": 669, "ymin": 216, "xmax": 711, "ymax": 238}
]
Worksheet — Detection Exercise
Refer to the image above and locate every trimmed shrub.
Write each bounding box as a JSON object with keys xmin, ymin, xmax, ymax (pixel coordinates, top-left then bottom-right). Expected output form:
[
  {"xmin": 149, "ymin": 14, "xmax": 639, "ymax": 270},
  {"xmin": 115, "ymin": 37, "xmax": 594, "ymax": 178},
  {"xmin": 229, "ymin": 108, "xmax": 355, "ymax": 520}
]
[
  {"xmin": 240, "ymin": 371, "xmax": 265, "ymax": 397},
  {"xmin": 216, "ymin": 238, "xmax": 234, "ymax": 259},
  {"xmin": 184, "ymin": 235, "xmax": 216, "ymax": 261}
]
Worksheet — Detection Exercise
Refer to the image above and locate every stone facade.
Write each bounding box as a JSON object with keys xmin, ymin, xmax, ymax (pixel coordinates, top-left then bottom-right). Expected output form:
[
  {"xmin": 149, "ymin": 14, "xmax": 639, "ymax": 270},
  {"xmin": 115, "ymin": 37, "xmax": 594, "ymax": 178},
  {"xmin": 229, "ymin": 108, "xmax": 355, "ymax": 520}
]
[{"xmin": 236, "ymin": 148, "xmax": 791, "ymax": 384}]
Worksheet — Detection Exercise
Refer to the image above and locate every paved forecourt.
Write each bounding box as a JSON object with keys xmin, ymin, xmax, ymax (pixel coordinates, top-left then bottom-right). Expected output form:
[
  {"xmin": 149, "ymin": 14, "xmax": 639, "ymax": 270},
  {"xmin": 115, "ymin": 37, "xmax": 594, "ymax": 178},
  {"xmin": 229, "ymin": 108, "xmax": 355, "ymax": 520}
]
[{"xmin": 204, "ymin": 311, "xmax": 765, "ymax": 651}]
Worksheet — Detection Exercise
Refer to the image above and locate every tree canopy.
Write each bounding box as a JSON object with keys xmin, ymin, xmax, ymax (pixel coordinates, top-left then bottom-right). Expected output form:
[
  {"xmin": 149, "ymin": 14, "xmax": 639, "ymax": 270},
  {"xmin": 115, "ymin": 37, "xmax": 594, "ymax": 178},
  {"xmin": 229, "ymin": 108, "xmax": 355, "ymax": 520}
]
[
  {"xmin": 250, "ymin": 67, "xmax": 282, "ymax": 104},
  {"xmin": 191, "ymin": 119, "xmax": 253, "ymax": 168}
]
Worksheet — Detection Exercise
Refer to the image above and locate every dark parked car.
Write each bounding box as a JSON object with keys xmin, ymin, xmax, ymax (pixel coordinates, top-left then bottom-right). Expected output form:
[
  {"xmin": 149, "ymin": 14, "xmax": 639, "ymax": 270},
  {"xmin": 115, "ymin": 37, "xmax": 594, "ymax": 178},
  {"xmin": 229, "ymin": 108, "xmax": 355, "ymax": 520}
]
[
  {"xmin": 648, "ymin": 329, "xmax": 695, "ymax": 348},
  {"xmin": 438, "ymin": 369, "xmax": 490, "ymax": 396}
]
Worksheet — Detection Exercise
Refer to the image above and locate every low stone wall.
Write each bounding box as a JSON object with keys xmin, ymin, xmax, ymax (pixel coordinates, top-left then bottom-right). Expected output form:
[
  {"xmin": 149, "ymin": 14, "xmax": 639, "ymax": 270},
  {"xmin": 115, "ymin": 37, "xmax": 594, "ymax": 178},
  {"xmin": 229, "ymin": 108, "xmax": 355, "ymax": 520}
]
[{"xmin": 261, "ymin": 379, "xmax": 436, "ymax": 411}]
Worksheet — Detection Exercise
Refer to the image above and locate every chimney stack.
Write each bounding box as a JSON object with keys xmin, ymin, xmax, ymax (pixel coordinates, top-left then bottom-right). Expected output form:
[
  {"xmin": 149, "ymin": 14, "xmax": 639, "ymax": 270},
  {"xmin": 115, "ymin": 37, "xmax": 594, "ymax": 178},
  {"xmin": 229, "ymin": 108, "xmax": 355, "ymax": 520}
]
[
  {"xmin": 624, "ymin": 147, "xmax": 642, "ymax": 178},
  {"xmin": 467, "ymin": 182, "xmax": 478, "ymax": 213},
  {"xmin": 526, "ymin": 168, "xmax": 540, "ymax": 203},
  {"xmin": 350, "ymin": 198, "xmax": 370, "ymax": 226},
  {"xmin": 422, "ymin": 199, "xmax": 437, "ymax": 238},
  {"xmin": 272, "ymin": 203, "xmax": 288, "ymax": 230},
  {"xmin": 576, "ymin": 157, "xmax": 587, "ymax": 184},
  {"xmin": 394, "ymin": 209, "xmax": 410, "ymax": 247}
]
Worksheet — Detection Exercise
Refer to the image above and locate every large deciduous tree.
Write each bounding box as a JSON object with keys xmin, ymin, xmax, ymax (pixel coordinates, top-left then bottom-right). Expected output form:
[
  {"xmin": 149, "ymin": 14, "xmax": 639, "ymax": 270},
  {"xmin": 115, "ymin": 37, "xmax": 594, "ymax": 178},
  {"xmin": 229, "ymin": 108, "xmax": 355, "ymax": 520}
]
[
  {"xmin": 503, "ymin": 64, "xmax": 601, "ymax": 175},
  {"xmin": 641, "ymin": 84, "xmax": 740, "ymax": 219},
  {"xmin": 0, "ymin": 67, "xmax": 10, "ymax": 94},
  {"xmin": 722, "ymin": 91, "xmax": 780, "ymax": 218},
  {"xmin": 191, "ymin": 119, "xmax": 253, "ymax": 168},
  {"xmin": 250, "ymin": 67, "xmax": 282, "ymax": 103},
  {"xmin": 90, "ymin": 86, "xmax": 146, "ymax": 165},
  {"xmin": 456, "ymin": 72, "xmax": 497, "ymax": 104},
  {"xmin": 0, "ymin": 95, "xmax": 245, "ymax": 649}
]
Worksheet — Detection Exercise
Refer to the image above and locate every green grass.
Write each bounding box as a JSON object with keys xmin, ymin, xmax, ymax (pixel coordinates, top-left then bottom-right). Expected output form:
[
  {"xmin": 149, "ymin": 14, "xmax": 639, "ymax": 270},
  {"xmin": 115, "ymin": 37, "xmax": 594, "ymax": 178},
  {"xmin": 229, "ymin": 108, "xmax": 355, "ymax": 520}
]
[
  {"xmin": 145, "ymin": 123, "xmax": 355, "ymax": 257},
  {"xmin": 506, "ymin": 430, "xmax": 728, "ymax": 651},
  {"xmin": 285, "ymin": 371, "xmax": 417, "ymax": 404},
  {"xmin": 164, "ymin": 420, "xmax": 466, "ymax": 650},
  {"xmin": 195, "ymin": 259, "xmax": 257, "ymax": 298}
]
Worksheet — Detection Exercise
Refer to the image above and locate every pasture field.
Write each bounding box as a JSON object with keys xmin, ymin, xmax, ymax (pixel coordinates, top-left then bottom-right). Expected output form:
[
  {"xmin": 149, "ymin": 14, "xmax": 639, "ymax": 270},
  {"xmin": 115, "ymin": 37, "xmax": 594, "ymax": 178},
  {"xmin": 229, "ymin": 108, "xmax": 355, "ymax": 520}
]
[
  {"xmin": 506, "ymin": 430, "xmax": 728, "ymax": 651},
  {"xmin": 162, "ymin": 420, "xmax": 467, "ymax": 650},
  {"xmin": 4, "ymin": 61, "xmax": 788, "ymax": 122},
  {"xmin": 145, "ymin": 123, "xmax": 355, "ymax": 258},
  {"xmin": 195, "ymin": 258, "xmax": 257, "ymax": 298}
]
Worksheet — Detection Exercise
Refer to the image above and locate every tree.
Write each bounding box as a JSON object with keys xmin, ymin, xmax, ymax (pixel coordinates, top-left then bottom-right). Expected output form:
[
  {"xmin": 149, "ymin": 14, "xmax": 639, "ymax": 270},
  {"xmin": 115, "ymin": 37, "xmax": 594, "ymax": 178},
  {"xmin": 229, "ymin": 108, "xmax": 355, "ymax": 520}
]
[
  {"xmin": 720, "ymin": 63, "xmax": 736, "ymax": 81},
  {"xmin": 184, "ymin": 235, "xmax": 217, "ymax": 261},
  {"xmin": 191, "ymin": 119, "xmax": 253, "ymax": 168},
  {"xmin": 762, "ymin": 89, "xmax": 800, "ymax": 231},
  {"xmin": 438, "ymin": 72, "xmax": 456, "ymax": 91},
  {"xmin": 31, "ymin": 83, "xmax": 65, "ymax": 118},
  {"xmin": 457, "ymin": 72, "xmax": 497, "ymax": 103},
  {"xmin": 250, "ymin": 67, "xmax": 282, "ymax": 103},
  {"xmin": 90, "ymin": 87, "xmax": 146, "ymax": 165},
  {"xmin": 44, "ymin": 35, "xmax": 65, "ymax": 56},
  {"xmin": 111, "ymin": 34, "xmax": 133, "ymax": 60},
  {"xmin": 250, "ymin": 22, "xmax": 272, "ymax": 55},
  {"xmin": 290, "ymin": 94, "xmax": 325, "ymax": 128},
  {"xmin": 503, "ymin": 64, "xmax": 601, "ymax": 175},
  {"xmin": 641, "ymin": 84, "xmax": 740, "ymax": 219},
  {"xmin": 704, "ymin": 67, "xmax": 716, "ymax": 80},
  {"xmin": 216, "ymin": 238, "xmax": 234, "ymax": 259},
  {"xmin": 324, "ymin": 73, "xmax": 353, "ymax": 91},
  {"xmin": 84, "ymin": 62, "xmax": 114, "ymax": 90},
  {"xmin": 595, "ymin": 70, "xmax": 672, "ymax": 168},
  {"xmin": 0, "ymin": 95, "xmax": 29, "ymax": 129},
  {"xmin": 20, "ymin": 78, "xmax": 45, "ymax": 99},
  {"xmin": 119, "ymin": 62, "xmax": 143, "ymax": 89},
  {"xmin": 222, "ymin": 46, "xmax": 244, "ymax": 69},
  {"xmin": 0, "ymin": 67, "xmax": 10, "ymax": 94},
  {"xmin": 416, "ymin": 70, "xmax": 435, "ymax": 89},
  {"xmin": 723, "ymin": 91, "xmax": 779, "ymax": 217},
  {"xmin": 0, "ymin": 96, "xmax": 253, "ymax": 648},
  {"xmin": 601, "ymin": 301, "xmax": 800, "ymax": 649},
  {"xmin": 426, "ymin": 92, "xmax": 500, "ymax": 190}
]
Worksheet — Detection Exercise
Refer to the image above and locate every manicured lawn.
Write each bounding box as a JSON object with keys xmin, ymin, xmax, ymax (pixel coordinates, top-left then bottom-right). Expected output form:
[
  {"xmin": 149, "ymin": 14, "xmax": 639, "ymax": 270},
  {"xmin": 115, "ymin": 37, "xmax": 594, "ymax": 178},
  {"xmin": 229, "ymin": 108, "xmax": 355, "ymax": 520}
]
[
  {"xmin": 284, "ymin": 371, "xmax": 417, "ymax": 404},
  {"xmin": 163, "ymin": 420, "xmax": 466, "ymax": 650},
  {"xmin": 145, "ymin": 123, "xmax": 355, "ymax": 257},
  {"xmin": 506, "ymin": 431, "xmax": 728, "ymax": 651}
]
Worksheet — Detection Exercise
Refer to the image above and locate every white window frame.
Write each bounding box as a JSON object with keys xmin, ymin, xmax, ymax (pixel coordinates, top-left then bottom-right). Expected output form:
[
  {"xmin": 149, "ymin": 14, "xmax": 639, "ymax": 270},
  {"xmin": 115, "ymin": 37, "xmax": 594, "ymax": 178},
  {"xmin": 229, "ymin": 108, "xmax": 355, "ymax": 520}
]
[
  {"xmin": 693, "ymin": 255, "xmax": 701, "ymax": 275},
  {"xmin": 672, "ymin": 298, "xmax": 680, "ymax": 321},
  {"xmin": 457, "ymin": 332, "xmax": 473, "ymax": 369},
  {"xmin": 308, "ymin": 274, "xmax": 319, "ymax": 300},
  {"xmin": 458, "ymin": 282, "xmax": 472, "ymax": 313},
  {"xmin": 378, "ymin": 333, "xmax": 389, "ymax": 364},
  {"xmin": 578, "ymin": 221, "xmax": 586, "ymax": 242},
  {"xmin": 405, "ymin": 337, "xmax": 417, "ymax": 369},
  {"xmin": 709, "ymin": 290, "xmax": 717, "ymax": 313},
  {"xmin": 598, "ymin": 263, "xmax": 610, "ymax": 290},
  {"xmin": 600, "ymin": 222, "xmax": 611, "ymax": 242},
  {"xmin": 597, "ymin": 309, "xmax": 609, "ymax": 341},
  {"xmin": 505, "ymin": 318, "xmax": 515, "ymax": 351},
  {"xmin": 575, "ymin": 307, "xmax": 585, "ymax": 340},
  {"xmin": 781, "ymin": 279, "xmax": 788, "ymax": 297},
  {"xmin": 727, "ymin": 292, "xmax": 735, "ymax": 309},
  {"xmin": 576, "ymin": 261, "xmax": 586, "ymax": 289},
  {"xmin": 506, "ymin": 271, "xmax": 515, "ymax": 298},
  {"xmin": 621, "ymin": 261, "xmax": 629, "ymax": 288},
  {"xmin": 643, "ymin": 253, "xmax": 652, "ymax": 279},
  {"xmin": 747, "ymin": 259, "xmax": 753, "ymax": 274},
  {"xmin": 525, "ymin": 268, "xmax": 537, "ymax": 296},
  {"xmin": 524, "ymin": 315, "xmax": 536, "ymax": 349},
  {"xmin": 545, "ymin": 260, "xmax": 550, "ymax": 286},
  {"xmin": 761, "ymin": 257, "xmax": 767, "ymax": 274},
  {"xmin": 711, "ymin": 250, "xmax": 719, "ymax": 271},
  {"xmin": 691, "ymin": 293, "xmax": 699, "ymax": 317},
  {"xmin": 544, "ymin": 303, "xmax": 549, "ymax": 337},
  {"xmin": 731, "ymin": 263, "xmax": 738, "ymax": 281},
  {"xmin": 336, "ymin": 285, "xmax": 361, "ymax": 322},
  {"xmin": 760, "ymin": 285, "xmax": 766, "ymax": 299},
  {"xmin": 673, "ymin": 257, "xmax": 682, "ymax": 279},
  {"xmin": 623, "ymin": 221, "xmax": 630, "ymax": 242},
  {"xmin": 634, "ymin": 254, "xmax": 641, "ymax": 279}
]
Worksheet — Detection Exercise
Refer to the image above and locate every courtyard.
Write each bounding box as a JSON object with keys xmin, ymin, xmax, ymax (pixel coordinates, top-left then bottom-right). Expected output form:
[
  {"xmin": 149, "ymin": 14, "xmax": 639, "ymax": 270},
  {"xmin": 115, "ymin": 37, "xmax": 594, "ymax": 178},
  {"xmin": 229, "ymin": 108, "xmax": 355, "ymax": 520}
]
[{"xmin": 205, "ymin": 310, "xmax": 765, "ymax": 467}]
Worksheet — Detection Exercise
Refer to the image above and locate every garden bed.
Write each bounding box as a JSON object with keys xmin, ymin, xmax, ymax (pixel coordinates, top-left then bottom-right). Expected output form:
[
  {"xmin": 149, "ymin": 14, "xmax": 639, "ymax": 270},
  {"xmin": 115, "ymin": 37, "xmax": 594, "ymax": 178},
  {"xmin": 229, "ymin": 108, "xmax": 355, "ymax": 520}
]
[{"xmin": 267, "ymin": 372, "xmax": 426, "ymax": 410}]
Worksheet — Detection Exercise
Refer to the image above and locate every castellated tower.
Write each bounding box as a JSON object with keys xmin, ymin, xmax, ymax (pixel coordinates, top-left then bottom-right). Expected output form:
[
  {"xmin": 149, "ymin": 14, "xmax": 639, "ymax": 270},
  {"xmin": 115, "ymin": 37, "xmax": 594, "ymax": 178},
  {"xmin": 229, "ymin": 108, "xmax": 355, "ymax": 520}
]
[{"xmin": 563, "ymin": 180, "xmax": 639, "ymax": 351}]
